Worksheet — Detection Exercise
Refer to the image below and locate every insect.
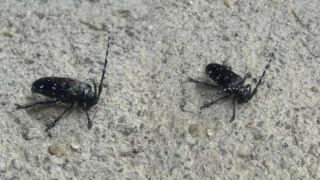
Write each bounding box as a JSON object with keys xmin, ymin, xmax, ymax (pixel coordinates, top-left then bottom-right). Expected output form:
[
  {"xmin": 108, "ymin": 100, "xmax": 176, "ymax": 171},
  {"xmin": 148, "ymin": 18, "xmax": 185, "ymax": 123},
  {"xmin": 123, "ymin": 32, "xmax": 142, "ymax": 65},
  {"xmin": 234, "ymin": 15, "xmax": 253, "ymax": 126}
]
[
  {"xmin": 188, "ymin": 43, "xmax": 278, "ymax": 122},
  {"xmin": 15, "ymin": 26, "xmax": 111, "ymax": 131}
]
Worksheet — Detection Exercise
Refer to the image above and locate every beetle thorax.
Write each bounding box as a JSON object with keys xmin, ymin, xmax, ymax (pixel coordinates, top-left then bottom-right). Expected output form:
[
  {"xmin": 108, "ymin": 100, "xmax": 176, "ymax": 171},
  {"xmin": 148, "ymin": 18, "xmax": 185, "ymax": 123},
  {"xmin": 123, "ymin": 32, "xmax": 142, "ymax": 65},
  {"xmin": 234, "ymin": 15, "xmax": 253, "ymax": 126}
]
[
  {"xmin": 77, "ymin": 82, "xmax": 98, "ymax": 109},
  {"xmin": 236, "ymin": 87, "xmax": 251, "ymax": 103}
]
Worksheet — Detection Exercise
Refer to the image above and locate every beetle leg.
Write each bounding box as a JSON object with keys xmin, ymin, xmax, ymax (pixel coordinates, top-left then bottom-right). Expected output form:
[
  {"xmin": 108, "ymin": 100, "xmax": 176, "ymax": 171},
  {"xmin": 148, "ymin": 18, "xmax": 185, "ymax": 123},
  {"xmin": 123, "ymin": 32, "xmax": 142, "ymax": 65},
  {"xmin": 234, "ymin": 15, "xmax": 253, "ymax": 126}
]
[
  {"xmin": 89, "ymin": 78, "xmax": 97, "ymax": 96},
  {"xmin": 45, "ymin": 103, "xmax": 74, "ymax": 132},
  {"xmin": 243, "ymin": 72, "xmax": 252, "ymax": 81},
  {"xmin": 200, "ymin": 94, "xmax": 231, "ymax": 109},
  {"xmin": 222, "ymin": 60, "xmax": 232, "ymax": 70},
  {"xmin": 237, "ymin": 72, "xmax": 252, "ymax": 86},
  {"xmin": 229, "ymin": 96, "xmax": 236, "ymax": 122},
  {"xmin": 188, "ymin": 77, "xmax": 219, "ymax": 88},
  {"xmin": 83, "ymin": 103, "xmax": 92, "ymax": 130},
  {"xmin": 15, "ymin": 100, "xmax": 59, "ymax": 109}
]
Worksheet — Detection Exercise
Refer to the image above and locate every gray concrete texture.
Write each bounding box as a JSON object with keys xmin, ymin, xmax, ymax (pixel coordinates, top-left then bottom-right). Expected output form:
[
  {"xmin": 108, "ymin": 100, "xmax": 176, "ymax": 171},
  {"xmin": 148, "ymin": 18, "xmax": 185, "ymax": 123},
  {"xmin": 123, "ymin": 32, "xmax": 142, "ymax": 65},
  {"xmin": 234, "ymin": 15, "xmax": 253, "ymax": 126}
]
[{"xmin": 0, "ymin": 0, "xmax": 320, "ymax": 179}]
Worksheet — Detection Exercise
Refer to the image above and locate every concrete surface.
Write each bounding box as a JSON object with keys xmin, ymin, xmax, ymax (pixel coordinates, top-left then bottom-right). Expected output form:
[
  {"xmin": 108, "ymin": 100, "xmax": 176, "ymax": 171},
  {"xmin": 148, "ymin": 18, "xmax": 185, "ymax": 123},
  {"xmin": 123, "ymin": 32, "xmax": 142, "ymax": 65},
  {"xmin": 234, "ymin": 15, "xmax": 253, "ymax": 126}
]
[{"xmin": 0, "ymin": 0, "xmax": 319, "ymax": 179}]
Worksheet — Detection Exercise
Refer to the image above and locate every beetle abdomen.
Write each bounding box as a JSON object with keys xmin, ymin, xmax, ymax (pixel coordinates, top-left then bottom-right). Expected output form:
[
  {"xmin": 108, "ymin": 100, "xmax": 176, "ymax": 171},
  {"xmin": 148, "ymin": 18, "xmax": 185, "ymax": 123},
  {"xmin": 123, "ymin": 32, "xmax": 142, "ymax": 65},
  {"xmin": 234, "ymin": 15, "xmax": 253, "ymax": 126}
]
[
  {"xmin": 205, "ymin": 63, "xmax": 241, "ymax": 86},
  {"xmin": 32, "ymin": 77, "xmax": 80, "ymax": 101}
]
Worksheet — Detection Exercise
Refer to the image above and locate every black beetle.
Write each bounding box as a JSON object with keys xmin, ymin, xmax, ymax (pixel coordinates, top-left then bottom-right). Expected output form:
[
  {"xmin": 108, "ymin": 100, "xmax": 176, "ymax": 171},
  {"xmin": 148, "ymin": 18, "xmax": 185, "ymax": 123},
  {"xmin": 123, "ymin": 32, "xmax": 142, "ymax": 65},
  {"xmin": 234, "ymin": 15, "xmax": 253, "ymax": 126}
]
[
  {"xmin": 15, "ymin": 26, "xmax": 111, "ymax": 131},
  {"xmin": 189, "ymin": 43, "xmax": 278, "ymax": 122}
]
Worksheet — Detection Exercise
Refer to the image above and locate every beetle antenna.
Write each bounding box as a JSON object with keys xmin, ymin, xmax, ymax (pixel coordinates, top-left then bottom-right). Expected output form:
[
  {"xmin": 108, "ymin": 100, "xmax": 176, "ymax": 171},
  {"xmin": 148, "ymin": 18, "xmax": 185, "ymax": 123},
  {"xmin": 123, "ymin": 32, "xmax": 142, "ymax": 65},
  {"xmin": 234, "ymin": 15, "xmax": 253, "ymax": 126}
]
[
  {"xmin": 98, "ymin": 25, "xmax": 111, "ymax": 97},
  {"xmin": 251, "ymin": 41, "xmax": 278, "ymax": 98}
]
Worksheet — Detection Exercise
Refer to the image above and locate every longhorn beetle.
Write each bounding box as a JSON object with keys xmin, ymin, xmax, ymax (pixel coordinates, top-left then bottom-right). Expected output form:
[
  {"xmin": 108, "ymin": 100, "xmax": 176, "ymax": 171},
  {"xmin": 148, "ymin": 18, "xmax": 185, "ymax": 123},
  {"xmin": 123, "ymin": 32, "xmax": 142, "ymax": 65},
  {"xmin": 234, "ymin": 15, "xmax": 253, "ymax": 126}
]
[
  {"xmin": 15, "ymin": 26, "xmax": 111, "ymax": 131},
  {"xmin": 188, "ymin": 43, "xmax": 278, "ymax": 122}
]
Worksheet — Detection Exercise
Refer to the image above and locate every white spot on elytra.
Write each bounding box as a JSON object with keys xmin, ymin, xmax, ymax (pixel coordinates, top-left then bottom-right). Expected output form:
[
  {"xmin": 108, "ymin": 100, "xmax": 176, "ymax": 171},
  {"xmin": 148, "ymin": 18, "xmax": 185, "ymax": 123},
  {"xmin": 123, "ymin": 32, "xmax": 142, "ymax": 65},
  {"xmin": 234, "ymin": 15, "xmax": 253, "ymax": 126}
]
[
  {"xmin": 52, "ymin": 87, "xmax": 56, "ymax": 90},
  {"xmin": 54, "ymin": 84, "xmax": 57, "ymax": 86},
  {"xmin": 40, "ymin": 85, "xmax": 44, "ymax": 89}
]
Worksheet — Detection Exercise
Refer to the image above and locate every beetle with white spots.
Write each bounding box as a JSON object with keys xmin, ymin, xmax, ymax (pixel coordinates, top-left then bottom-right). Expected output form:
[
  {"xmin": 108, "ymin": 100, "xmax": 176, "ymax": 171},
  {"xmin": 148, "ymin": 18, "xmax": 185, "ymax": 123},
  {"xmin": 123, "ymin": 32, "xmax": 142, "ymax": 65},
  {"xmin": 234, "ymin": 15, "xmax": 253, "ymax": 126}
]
[
  {"xmin": 15, "ymin": 26, "xmax": 111, "ymax": 132},
  {"xmin": 188, "ymin": 43, "xmax": 278, "ymax": 122}
]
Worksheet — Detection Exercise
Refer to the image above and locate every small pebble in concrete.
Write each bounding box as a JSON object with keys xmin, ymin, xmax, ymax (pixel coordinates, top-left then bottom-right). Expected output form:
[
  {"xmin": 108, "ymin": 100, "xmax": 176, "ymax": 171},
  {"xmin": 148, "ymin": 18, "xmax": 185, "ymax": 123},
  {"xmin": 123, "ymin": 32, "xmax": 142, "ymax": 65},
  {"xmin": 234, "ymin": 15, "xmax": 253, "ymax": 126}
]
[
  {"xmin": 206, "ymin": 129, "xmax": 214, "ymax": 138},
  {"xmin": 48, "ymin": 144, "xmax": 66, "ymax": 158},
  {"xmin": 286, "ymin": 109, "xmax": 292, "ymax": 117},
  {"xmin": 141, "ymin": 97, "xmax": 148, "ymax": 104},
  {"xmin": 189, "ymin": 124, "xmax": 201, "ymax": 137}
]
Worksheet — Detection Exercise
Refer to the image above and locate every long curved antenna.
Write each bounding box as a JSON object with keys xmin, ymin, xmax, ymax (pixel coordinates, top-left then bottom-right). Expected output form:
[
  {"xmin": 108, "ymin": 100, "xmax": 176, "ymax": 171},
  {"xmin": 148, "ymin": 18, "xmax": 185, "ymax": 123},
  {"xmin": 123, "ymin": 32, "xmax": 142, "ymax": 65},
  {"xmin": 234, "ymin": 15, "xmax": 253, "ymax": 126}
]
[
  {"xmin": 98, "ymin": 26, "xmax": 111, "ymax": 97},
  {"xmin": 251, "ymin": 41, "xmax": 278, "ymax": 98}
]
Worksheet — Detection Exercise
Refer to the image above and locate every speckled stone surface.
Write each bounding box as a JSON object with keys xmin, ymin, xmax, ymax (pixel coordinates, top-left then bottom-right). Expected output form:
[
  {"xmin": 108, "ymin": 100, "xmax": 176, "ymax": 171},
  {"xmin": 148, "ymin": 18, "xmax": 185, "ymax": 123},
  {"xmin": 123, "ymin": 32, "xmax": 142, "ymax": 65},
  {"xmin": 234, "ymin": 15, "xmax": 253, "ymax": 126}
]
[{"xmin": 1, "ymin": 0, "xmax": 319, "ymax": 179}]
